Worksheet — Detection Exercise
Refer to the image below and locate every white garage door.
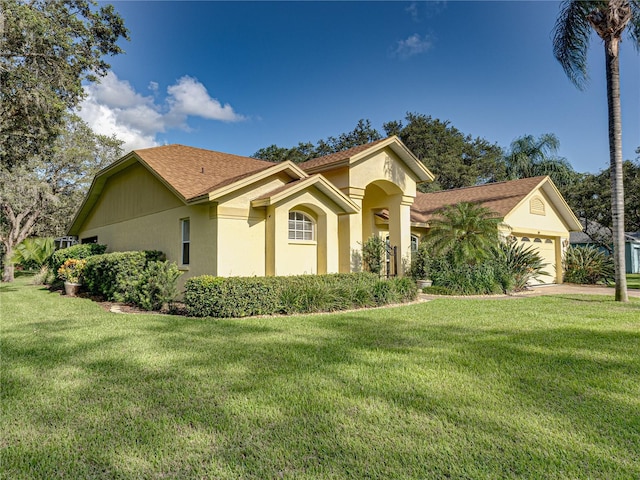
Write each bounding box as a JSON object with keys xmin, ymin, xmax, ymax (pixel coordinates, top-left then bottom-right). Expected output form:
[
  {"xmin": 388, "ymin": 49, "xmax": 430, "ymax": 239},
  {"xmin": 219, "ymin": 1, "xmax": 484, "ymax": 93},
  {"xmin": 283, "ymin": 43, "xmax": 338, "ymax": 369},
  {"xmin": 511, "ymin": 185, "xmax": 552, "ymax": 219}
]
[{"xmin": 517, "ymin": 236, "xmax": 557, "ymax": 285}]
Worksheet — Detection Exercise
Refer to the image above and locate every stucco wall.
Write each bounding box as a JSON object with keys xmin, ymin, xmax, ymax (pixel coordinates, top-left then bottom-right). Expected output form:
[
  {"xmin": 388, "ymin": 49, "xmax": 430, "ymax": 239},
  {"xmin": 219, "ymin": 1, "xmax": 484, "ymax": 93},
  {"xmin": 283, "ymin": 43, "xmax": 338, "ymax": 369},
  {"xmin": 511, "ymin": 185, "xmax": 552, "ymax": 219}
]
[
  {"xmin": 266, "ymin": 190, "xmax": 341, "ymax": 276},
  {"xmin": 504, "ymin": 191, "xmax": 570, "ymax": 236},
  {"xmin": 77, "ymin": 203, "xmax": 216, "ymax": 289},
  {"xmin": 81, "ymin": 163, "xmax": 183, "ymax": 231}
]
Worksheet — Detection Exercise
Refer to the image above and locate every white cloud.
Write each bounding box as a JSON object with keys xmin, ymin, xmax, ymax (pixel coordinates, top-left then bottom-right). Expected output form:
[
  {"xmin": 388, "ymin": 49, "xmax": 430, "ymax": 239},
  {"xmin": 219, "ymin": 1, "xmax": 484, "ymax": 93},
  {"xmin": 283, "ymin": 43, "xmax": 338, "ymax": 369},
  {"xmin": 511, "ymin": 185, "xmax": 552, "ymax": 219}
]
[
  {"xmin": 77, "ymin": 71, "xmax": 245, "ymax": 152},
  {"xmin": 167, "ymin": 76, "xmax": 245, "ymax": 122},
  {"xmin": 390, "ymin": 33, "xmax": 433, "ymax": 60}
]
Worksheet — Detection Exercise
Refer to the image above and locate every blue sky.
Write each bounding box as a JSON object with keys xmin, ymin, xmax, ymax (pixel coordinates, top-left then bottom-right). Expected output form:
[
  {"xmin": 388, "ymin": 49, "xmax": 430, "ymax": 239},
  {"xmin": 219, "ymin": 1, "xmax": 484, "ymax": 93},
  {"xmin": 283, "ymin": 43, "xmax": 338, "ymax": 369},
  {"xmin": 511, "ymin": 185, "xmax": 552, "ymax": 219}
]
[{"xmin": 82, "ymin": 1, "xmax": 639, "ymax": 174}]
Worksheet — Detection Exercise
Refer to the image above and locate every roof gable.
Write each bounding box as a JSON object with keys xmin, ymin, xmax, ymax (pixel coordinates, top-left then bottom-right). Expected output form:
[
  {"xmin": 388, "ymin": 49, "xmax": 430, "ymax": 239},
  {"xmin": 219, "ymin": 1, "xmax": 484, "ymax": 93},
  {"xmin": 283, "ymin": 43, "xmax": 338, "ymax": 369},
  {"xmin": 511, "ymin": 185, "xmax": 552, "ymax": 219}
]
[
  {"xmin": 299, "ymin": 136, "xmax": 435, "ymax": 183},
  {"xmin": 251, "ymin": 175, "xmax": 359, "ymax": 213},
  {"xmin": 133, "ymin": 144, "xmax": 274, "ymax": 201}
]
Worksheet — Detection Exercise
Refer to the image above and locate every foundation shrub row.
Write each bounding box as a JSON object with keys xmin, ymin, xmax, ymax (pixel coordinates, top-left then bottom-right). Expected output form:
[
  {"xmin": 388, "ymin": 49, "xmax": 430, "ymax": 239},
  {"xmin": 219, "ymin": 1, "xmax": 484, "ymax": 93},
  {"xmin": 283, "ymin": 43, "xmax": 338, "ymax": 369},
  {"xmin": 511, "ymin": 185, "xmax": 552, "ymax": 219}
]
[{"xmin": 185, "ymin": 272, "xmax": 418, "ymax": 318}]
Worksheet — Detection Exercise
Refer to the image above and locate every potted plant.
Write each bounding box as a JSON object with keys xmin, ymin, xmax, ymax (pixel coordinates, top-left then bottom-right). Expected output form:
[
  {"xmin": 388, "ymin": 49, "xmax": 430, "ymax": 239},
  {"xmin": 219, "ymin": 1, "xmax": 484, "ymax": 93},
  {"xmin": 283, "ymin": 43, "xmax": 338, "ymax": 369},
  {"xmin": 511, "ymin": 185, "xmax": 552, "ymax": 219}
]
[
  {"xmin": 410, "ymin": 241, "xmax": 432, "ymax": 289},
  {"xmin": 57, "ymin": 258, "xmax": 87, "ymax": 296}
]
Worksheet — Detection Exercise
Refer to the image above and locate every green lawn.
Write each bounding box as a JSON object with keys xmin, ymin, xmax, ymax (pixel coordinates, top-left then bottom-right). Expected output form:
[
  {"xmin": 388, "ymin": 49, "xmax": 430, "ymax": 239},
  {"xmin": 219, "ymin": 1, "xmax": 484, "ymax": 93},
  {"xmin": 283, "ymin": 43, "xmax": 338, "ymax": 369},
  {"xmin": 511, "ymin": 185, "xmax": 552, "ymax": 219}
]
[
  {"xmin": 626, "ymin": 273, "xmax": 640, "ymax": 289},
  {"xmin": 2, "ymin": 277, "xmax": 639, "ymax": 479}
]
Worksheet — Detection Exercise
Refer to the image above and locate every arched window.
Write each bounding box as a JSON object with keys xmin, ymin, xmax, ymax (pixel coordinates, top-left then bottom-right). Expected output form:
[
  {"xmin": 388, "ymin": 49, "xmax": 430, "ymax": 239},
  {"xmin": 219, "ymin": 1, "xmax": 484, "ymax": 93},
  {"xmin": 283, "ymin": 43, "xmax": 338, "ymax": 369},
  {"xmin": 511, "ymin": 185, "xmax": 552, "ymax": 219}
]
[
  {"xmin": 534, "ymin": 238, "xmax": 542, "ymax": 243},
  {"xmin": 521, "ymin": 237, "xmax": 530, "ymax": 242},
  {"xmin": 288, "ymin": 211, "xmax": 314, "ymax": 240}
]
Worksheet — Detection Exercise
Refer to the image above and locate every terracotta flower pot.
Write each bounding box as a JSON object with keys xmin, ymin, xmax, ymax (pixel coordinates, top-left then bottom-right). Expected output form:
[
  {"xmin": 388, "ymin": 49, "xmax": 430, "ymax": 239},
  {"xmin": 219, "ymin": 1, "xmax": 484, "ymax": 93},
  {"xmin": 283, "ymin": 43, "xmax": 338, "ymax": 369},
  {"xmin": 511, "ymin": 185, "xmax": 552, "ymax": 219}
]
[{"xmin": 64, "ymin": 281, "xmax": 82, "ymax": 297}]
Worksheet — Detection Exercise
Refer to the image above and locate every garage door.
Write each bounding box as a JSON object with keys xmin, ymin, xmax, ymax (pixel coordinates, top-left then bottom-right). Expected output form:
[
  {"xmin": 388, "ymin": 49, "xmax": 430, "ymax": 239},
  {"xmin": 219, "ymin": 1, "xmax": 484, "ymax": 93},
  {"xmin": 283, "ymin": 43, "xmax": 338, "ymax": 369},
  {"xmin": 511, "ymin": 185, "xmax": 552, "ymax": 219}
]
[{"xmin": 517, "ymin": 236, "xmax": 557, "ymax": 285}]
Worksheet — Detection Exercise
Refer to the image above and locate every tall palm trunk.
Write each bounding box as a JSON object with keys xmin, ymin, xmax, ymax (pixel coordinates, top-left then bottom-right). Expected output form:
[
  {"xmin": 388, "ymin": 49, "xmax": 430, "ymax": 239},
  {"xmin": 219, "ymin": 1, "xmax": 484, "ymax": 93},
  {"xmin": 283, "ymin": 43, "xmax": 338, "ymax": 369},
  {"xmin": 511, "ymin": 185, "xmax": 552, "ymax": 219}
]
[{"xmin": 604, "ymin": 40, "xmax": 628, "ymax": 302}]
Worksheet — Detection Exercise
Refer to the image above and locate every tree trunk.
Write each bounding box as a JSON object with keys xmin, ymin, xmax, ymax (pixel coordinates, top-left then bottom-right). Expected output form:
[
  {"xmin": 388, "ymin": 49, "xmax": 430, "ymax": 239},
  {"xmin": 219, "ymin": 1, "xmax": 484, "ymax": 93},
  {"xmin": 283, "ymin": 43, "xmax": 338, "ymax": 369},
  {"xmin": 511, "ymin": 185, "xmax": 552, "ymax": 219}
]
[
  {"xmin": 604, "ymin": 41, "xmax": 628, "ymax": 302},
  {"xmin": 2, "ymin": 244, "xmax": 15, "ymax": 283}
]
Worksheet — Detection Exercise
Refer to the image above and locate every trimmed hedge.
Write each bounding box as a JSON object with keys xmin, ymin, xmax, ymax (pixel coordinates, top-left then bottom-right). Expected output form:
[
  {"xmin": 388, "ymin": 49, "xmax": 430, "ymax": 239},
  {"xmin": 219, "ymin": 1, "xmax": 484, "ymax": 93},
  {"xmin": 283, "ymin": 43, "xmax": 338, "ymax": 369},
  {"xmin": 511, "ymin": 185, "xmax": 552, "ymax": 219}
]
[
  {"xmin": 84, "ymin": 251, "xmax": 147, "ymax": 302},
  {"xmin": 184, "ymin": 272, "xmax": 418, "ymax": 318},
  {"xmin": 51, "ymin": 244, "xmax": 107, "ymax": 272}
]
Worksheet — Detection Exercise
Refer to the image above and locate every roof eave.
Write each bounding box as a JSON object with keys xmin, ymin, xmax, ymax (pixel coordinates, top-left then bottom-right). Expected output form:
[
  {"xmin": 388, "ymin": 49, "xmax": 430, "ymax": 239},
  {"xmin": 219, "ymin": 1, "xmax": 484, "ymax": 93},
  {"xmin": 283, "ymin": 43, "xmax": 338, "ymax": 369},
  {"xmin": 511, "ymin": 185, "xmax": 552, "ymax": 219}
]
[
  {"xmin": 207, "ymin": 161, "xmax": 308, "ymax": 202},
  {"xmin": 251, "ymin": 175, "xmax": 359, "ymax": 214}
]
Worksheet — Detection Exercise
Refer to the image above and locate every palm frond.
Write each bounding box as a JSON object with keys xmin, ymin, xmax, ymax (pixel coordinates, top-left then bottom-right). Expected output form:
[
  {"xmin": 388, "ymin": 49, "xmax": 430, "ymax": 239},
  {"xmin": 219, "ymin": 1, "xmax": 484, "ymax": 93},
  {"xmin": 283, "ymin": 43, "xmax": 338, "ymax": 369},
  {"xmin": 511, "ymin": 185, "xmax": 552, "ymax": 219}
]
[
  {"xmin": 629, "ymin": 0, "xmax": 640, "ymax": 47},
  {"xmin": 553, "ymin": 0, "xmax": 599, "ymax": 89}
]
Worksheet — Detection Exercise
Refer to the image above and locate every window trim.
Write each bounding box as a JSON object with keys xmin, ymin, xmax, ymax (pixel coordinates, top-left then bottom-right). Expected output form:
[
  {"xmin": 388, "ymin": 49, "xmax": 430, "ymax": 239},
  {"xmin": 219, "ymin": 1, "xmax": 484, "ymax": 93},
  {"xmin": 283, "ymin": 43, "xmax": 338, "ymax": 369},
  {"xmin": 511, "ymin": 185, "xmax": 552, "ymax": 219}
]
[
  {"xmin": 288, "ymin": 211, "xmax": 315, "ymax": 242},
  {"xmin": 410, "ymin": 234, "xmax": 419, "ymax": 253},
  {"xmin": 181, "ymin": 218, "xmax": 190, "ymax": 266}
]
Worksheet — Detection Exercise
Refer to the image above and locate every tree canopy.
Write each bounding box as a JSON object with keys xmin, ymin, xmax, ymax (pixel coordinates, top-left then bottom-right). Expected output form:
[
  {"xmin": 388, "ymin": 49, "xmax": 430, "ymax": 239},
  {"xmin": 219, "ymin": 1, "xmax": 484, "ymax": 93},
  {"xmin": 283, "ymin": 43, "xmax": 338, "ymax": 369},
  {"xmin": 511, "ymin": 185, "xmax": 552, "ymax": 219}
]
[
  {"xmin": 253, "ymin": 119, "xmax": 381, "ymax": 164},
  {"xmin": 384, "ymin": 113, "xmax": 505, "ymax": 191},
  {"xmin": 502, "ymin": 133, "xmax": 578, "ymax": 194},
  {"xmin": 0, "ymin": 0, "xmax": 128, "ymax": 169},
  {"xmin": 254, "ymin": 114, "xmax": 505, "ymax": 191},
  {"xmin": 1, "ymin": 115, "xmax": 123, "ymax": 281}
]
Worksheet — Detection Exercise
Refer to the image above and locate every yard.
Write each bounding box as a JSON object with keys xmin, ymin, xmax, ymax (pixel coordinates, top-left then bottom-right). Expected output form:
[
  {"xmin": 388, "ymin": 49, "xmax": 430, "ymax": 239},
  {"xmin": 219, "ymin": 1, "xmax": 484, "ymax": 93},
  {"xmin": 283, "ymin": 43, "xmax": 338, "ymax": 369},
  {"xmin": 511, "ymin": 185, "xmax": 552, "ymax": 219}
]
[
  {"xmin": 624, "ymin": 273, "xmax": 640, "ymax": 289},
  {"xmin": 2, "ymin": 276, "xmax": 639, "ymax": 479}
]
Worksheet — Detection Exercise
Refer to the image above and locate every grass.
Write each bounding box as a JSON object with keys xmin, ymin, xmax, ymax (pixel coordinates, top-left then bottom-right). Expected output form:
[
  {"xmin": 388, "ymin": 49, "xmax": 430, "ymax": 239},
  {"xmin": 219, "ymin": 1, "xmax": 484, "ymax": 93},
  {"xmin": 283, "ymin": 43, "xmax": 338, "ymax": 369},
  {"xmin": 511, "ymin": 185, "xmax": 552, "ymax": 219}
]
[
  {"xmin": 2, "ymin": 276, "xmax": 639, "ymax": 479},
  {"xmin": 625, "ymin": 273, "xmax": 640, "ymax": 289}
]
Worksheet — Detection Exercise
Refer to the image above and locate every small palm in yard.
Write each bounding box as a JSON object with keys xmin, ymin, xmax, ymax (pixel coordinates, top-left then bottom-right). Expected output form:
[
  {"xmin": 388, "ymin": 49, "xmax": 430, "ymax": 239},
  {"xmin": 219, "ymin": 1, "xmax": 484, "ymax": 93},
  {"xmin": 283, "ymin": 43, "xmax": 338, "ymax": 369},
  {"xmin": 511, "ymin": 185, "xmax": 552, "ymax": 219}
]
[
  {"xmin": 11, "ymin": 237, "xmax": 55, "ymax": 284},
  {"xmin": 426, "ymin": 202, "xmax": 504, "ymax": 266}
]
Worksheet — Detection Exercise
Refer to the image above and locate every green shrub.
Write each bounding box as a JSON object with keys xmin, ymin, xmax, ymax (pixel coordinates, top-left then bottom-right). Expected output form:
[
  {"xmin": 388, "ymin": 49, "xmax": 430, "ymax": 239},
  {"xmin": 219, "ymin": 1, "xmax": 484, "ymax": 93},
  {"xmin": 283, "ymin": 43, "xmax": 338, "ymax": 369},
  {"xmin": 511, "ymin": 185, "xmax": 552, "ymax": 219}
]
[
  {"xmin": 51, "ymin": 243, "xmax": 107, "ymax": 273},
  {"xmin": 184, "ymin": 272, "xmax": 418, "ymax": 318},
  {"xmin": 390, "ymin": 276, "xmax": 418, "ymax": 302},
  {"xmin": 133, "ymin": 261, "xmax": 183, "ymax": 311},
  {"xmin": 409, "ymin": 241, "xmax": 431, "ymax": 280},
  {"xmin": 185, "ymin": 275, "xmax": 282, "ymax": 318},
  {"xmin": 83, "ymin": 251, "xmax": 179, "ymax": 310},
  {"xmin": 422, "ymin": 285, "xmax": 456, "ymax": 295},
  {"xmin": 84, "ymin": 251, "xmax": 147, "ymax": 302},
  {"xmin": 361, "ymin": 235, "xmax": 386, "ymax": 276},
  {"xmin": 563, "ymin": 245, "xmax": 614, "ymax": 285},
  {"xmin": 429, "ymin": 255, "xmax": 504, "ymax": 295},
  {"xmin": 143, "ymin": 250, "xmax": 166, "ymax": 262}
]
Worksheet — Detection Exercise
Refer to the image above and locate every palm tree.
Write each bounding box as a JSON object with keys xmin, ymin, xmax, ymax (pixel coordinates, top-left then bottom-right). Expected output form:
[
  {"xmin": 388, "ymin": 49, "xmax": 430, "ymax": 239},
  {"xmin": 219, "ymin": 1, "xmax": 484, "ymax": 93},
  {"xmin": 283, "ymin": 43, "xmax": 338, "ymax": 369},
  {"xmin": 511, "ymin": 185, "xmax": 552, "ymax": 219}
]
[
  {"xmin": 503, "ymin": 133, "xmax": 577, "ymax": 190},
  {"xmin": 427, "ymin": 202, "xmax": 504, "ymax": 266},
  {"xmin": 553, "ymin": 0, "xmax": 640, "ymax": 302}
]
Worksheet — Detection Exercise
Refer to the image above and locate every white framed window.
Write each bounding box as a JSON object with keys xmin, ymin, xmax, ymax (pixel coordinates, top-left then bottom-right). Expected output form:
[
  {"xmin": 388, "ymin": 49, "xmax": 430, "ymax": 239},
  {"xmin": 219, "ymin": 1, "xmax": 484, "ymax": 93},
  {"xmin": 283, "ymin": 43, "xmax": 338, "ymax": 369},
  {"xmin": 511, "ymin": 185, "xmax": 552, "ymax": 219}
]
[
  {"xmin": 181, "ymin": 218, "xmax": 190, "ymax": 265},
  {"xmin": 288, "ymin": 211, "xmax": 314, "ymax": 241},
  {"xmin": 411, "ymin": 234, "xmax": 419, "ymax": 253}
]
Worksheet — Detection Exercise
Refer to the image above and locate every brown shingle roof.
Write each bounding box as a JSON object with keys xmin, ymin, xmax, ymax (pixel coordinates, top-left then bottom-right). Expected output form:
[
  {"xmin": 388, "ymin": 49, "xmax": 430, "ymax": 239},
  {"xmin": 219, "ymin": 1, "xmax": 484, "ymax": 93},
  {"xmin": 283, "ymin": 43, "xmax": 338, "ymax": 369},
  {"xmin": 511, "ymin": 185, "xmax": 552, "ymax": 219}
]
[
  {"xmin": 133, "ymin": 144, "xmax": 273, "ymax": 200},
  {"xmin": 411, "ymin": 176, "xmax": 546, "ymax": 223},
  {"xmin": 298, "ymin": 138, "xmax": 389, "ymax": 172}
]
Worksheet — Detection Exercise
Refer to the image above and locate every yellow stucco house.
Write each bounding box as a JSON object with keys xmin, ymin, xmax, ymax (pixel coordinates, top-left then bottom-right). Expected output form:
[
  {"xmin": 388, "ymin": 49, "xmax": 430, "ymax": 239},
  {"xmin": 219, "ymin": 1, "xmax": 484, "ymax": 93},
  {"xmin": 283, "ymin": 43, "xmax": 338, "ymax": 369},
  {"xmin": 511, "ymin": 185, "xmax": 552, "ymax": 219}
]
[{"xmin": 69, "ymin": 136, "xmax": 581, "ymax": 285}]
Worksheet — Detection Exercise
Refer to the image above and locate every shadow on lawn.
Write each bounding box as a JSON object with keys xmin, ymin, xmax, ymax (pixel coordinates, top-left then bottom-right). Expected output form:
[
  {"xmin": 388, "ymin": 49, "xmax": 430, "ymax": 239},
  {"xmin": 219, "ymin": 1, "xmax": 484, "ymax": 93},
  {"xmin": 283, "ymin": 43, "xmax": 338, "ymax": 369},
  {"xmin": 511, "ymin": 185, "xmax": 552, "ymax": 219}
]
[{"xmin": 3, "ymin": 302, "xmax": 640, "ymax": 478}]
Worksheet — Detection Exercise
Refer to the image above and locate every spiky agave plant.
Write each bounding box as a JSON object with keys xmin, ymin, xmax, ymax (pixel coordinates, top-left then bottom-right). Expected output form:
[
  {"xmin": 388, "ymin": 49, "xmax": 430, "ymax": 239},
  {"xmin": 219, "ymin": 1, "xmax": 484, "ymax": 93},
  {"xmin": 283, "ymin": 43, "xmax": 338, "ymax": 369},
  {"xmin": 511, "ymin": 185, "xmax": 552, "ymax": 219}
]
[
  {"xmin": 563, "ymin": 245, "xmax": 615, "ymax": 284},
  {"xmin": 496, "ymin": 240, "xmax": 549, "ymax": 292}
]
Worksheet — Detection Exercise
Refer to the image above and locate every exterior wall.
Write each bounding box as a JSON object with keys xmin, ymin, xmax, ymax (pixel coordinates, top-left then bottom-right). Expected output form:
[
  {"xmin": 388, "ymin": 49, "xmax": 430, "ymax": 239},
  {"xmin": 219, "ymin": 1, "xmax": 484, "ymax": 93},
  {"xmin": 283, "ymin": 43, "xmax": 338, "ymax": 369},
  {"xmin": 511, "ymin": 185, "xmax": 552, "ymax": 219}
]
[
  {"xmin": 504, "ymin": 189, "xmax": 573, "ymax": 284},
  {"xmin": 81, "ymin": 163, "xmax": 183, "ymax": 231},
  {"xmin": 338, "ymin": 147, "xmax": 420, "ymax": 275},
  {"xmin": 213, "ymin": 174, "xmax": 291, "ymax": 277},
  {"xmin": 627, "ymin": 242, "xmax": 640, "ymax": 274},
  {"xmin": 77, "ymin": 203, "xmax": 216, "ymax": 290},
  {"xmin": 266, "ymin": 190, "xmax": 341, "ymax": 276}
]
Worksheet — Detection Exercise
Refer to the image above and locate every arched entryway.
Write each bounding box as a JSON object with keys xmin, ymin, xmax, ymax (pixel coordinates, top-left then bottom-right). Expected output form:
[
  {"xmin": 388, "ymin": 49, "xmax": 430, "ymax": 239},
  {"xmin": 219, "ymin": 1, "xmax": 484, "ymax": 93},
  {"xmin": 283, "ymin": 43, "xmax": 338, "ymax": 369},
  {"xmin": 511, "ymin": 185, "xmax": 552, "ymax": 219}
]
[{"xmin": 360, "ymin": 180, "xmax": 413, "ymax": 276}]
